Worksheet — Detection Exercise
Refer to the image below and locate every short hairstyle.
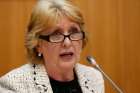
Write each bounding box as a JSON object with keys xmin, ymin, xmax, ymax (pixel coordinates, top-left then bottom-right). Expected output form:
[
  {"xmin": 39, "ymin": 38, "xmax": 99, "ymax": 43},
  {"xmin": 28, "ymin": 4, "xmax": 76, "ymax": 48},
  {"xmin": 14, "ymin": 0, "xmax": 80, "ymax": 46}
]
[{"xmin": 25, "ymin": 0, "xmax": 87, "ymax": 62}]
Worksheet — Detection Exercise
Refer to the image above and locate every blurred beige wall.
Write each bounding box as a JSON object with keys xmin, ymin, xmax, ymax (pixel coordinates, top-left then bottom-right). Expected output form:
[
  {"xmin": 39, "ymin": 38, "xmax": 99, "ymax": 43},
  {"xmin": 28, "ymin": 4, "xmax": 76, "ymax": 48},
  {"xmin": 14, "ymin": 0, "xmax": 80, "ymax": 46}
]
[{"xmin": 0, "ymin": 0, "xmax": 140, "ymax": 93}]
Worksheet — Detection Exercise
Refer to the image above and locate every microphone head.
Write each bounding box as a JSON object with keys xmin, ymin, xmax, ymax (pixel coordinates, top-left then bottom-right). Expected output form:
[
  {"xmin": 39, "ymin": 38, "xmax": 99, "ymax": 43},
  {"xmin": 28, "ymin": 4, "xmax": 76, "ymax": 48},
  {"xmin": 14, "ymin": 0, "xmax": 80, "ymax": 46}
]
[{"xmin": 86, "ymin": 56, "xmax": 97, "ymax": 65}]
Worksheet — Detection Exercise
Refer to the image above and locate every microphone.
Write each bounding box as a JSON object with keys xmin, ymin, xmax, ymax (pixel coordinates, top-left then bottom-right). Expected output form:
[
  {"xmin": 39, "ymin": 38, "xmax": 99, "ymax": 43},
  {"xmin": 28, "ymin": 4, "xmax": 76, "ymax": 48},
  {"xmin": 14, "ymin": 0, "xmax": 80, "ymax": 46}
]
[{"xmin": 86, "ymin": 56, "xmax": 123, "ymax": 93}]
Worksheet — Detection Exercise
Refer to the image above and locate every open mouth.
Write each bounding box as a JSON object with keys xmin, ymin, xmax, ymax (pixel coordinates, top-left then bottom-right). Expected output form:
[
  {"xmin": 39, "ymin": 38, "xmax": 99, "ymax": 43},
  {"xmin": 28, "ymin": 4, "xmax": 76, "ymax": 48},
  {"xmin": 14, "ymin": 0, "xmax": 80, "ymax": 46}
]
[
  {"xmin": 59, "ymin": 52, "xmax": 74, "ymax": 61},
  {"xmin": 60, "ymin": 52, "xmax": 74, "ymax": 57}
]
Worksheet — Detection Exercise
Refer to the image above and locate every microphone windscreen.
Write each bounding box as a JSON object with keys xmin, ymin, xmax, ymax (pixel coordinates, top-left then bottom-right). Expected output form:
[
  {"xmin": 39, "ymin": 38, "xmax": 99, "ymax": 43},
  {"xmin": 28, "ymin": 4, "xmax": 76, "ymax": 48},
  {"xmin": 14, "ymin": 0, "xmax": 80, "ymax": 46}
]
[{"xmin": 86, "ymin": 56, "xmax": 97, "ymax": 65}]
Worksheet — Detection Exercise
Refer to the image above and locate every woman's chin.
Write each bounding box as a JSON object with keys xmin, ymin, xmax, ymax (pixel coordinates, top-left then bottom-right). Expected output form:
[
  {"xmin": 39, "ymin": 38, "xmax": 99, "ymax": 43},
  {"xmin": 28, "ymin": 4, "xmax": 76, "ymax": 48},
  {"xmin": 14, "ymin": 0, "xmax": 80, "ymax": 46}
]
[
  {"xmin": 58, "ymin": 57, "xmax": 76, "ymax": 69},
  {"xmin": 59, "ymin": 63, "xmax": 75, "ymax": 70}
]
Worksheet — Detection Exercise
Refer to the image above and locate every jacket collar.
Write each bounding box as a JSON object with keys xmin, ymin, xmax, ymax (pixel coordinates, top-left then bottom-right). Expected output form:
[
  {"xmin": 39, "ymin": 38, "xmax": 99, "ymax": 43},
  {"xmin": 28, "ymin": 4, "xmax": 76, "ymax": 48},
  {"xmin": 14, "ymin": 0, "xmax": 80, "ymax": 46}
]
[{"xmin": 32, "ymin": 63, "xmax": 96, "ymax": 93}]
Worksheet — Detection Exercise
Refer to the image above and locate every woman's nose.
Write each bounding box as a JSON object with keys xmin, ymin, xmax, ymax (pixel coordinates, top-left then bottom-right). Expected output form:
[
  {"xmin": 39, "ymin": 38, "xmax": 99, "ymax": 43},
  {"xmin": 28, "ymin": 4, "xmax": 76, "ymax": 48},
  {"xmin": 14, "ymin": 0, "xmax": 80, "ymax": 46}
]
[{"xmin": 62, "ymin": 37, "xmax": 72, "ymax": 48}]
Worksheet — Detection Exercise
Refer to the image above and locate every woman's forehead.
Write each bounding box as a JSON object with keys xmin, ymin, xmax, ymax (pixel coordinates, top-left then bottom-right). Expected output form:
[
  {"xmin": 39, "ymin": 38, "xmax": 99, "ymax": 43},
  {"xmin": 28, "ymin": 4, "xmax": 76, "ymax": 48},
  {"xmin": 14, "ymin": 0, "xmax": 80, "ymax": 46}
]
[{"xmin": 40, "ymin": 18, "xmax": 80, "ymax": 34}]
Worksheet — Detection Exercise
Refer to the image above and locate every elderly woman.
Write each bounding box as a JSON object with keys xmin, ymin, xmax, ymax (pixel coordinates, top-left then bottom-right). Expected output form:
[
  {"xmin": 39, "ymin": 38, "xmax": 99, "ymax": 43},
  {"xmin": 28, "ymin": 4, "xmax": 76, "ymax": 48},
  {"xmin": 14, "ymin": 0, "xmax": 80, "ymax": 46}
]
[{"xmin": 0, "ymin": 0, "xmax": 104, "ymax": 93}]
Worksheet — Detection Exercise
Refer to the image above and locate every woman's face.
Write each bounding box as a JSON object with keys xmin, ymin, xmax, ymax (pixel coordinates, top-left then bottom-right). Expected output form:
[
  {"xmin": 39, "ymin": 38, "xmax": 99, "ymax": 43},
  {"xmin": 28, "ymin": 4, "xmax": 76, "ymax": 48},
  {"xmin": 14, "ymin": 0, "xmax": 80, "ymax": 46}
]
[{"xmin": 38, "ymin": 17, "xmax": 83, "ymax": 70}]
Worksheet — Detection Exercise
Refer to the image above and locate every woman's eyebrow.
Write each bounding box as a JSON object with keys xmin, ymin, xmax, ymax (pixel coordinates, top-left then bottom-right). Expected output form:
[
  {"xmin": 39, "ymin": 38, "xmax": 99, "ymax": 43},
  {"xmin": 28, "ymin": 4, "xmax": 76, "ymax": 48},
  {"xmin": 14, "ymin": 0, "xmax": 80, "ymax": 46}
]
[
  {"xmin": 40, "ymin": 28, "xmax": 62, "ymax": 35},
  {"xmin": 50, "ymin": 28, "xmax": 63, "ymax": 34},
  {"xmin": 41, "ymin": 25, "xmax": 80, "ymax": 35}
]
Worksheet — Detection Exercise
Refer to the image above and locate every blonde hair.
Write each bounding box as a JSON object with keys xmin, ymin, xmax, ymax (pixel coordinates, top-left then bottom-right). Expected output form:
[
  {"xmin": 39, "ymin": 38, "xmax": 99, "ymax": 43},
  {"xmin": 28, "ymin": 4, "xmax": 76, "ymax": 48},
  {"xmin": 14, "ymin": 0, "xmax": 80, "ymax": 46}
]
[{"xmin": 25, "ymin": 0, "xmax": 86, "ymax": 62}]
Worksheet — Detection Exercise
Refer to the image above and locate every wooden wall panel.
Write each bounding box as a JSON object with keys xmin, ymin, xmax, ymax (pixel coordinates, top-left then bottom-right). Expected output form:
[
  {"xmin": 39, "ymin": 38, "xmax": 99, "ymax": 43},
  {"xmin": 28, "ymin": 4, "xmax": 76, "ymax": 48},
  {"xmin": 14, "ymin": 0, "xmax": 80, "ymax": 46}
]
[
  {"xmin": 0, "ymin": 0, "xmax": 140, "ymax": 93},
  {"xmin": 0, "ymin": 0, "xmax": 36, "ymax": 75}
]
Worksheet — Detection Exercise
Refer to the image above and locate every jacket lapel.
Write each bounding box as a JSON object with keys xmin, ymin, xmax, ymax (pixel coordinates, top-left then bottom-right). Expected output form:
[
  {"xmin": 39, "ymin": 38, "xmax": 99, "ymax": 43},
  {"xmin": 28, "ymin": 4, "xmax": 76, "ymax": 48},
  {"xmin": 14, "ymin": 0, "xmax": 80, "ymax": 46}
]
[
  {"xmin": 75, "ymin": 64, "xmax": 97, "ymax": 93},
  {"xmin": 33, "ymin": 63, "xmax": 53, "ymax": 93}
]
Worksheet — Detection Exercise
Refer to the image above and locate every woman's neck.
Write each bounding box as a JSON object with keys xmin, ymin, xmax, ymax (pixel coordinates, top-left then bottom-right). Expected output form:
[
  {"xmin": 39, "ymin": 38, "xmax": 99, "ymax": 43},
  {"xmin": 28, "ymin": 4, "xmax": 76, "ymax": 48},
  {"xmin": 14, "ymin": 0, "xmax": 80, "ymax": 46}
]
[{"xmin": 44, "ymin": 63, "xmax": 75, "ymax": 81}]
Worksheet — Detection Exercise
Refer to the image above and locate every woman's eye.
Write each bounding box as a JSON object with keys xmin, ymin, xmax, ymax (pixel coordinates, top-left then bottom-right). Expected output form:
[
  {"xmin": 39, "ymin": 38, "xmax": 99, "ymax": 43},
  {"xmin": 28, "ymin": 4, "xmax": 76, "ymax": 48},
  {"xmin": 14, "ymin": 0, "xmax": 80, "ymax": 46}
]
[
  {"xmin": 69, "ymin": 27, "xmax": 80, "ymax": 33},
  {"xmin": 49, "ymin": 28, "xmax": 62, "ymax": 35}
]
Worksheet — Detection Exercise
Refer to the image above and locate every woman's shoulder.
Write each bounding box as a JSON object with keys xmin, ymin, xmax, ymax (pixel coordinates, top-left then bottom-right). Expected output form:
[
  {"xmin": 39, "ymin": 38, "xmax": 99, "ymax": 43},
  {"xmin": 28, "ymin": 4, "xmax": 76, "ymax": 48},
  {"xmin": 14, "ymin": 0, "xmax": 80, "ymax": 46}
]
[
  {"xmin": 76, "ymin": 63, "xmax": 104, "ymax": 93},
  {"xmin": 0, "ymin": 63, "xmax": 34, "ymax": 85},
  {"xmin": 76, "ymin": 63, "xmax": 104, "ymax": 82},
  {"xmin": 1, "ymin": 63, "xmax": 33, "ymax": 79},
  {"xmin": 0, "ymin": 63, "xmax": 35, "ymax": 92},
  {"xmin": 76, "ymin": 63, "xmax": 100, "ymax": 74}
]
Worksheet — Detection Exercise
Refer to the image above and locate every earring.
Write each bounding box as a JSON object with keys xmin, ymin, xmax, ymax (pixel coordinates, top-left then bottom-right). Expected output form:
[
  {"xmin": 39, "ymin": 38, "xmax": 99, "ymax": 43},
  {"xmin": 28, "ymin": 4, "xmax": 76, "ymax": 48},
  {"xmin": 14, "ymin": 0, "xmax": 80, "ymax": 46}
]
[{"xmin": 38, "ymin": 53, "xmax": 42, "ymax": 57}]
